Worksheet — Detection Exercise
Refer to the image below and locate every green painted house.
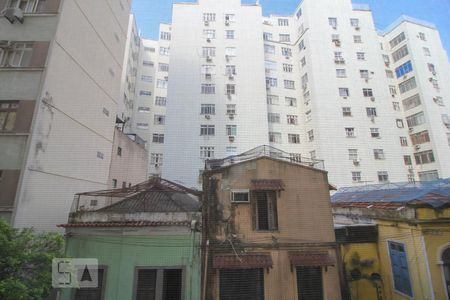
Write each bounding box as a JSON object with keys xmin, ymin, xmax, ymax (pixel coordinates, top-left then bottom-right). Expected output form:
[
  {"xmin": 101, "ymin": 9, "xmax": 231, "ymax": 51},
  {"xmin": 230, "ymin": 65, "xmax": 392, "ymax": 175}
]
[{"xmin": 59, "ymin": 178, "xmax": 202, "ymax": 300}]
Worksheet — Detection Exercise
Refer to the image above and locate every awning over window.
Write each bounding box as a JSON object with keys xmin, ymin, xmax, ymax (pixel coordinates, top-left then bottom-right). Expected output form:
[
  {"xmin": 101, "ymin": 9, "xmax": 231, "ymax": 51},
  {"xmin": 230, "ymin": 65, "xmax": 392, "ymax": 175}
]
[
  {"xmin": 250, "ymin": 179, "xmax": 284, "ymax": 191},
  {"xmin": 213, "ymin": 253, "xmax": 273, "ymax": 269},
  {"xmin": 288, "ymin": 251, "xmax": 335, "ymax": 267}
]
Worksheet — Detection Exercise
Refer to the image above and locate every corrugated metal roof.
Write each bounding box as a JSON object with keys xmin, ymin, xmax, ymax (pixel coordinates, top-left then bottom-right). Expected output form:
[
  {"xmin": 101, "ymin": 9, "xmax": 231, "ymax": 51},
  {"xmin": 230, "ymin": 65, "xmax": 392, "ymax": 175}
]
[
  {"xmin": 332, "ymin": 178, "xmax": 450, "ymax": 208},
  {"xmin": 58, "ymin": 221, "xmax": 191, "ymax": 228}
]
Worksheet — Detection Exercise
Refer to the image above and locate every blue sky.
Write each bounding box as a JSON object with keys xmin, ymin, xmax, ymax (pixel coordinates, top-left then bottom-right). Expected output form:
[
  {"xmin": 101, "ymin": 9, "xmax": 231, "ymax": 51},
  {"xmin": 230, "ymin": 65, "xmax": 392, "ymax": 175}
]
[{"xmin": 132, "ymin": 0, "xmax": 450, "ymax": 57}]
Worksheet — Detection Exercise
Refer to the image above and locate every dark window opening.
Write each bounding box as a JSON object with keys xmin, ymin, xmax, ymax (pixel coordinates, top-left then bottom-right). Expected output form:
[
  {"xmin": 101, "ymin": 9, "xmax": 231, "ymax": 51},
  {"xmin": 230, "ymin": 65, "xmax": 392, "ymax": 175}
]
[
  {"xmin": 253, "ymin": 191, "xmax": 278, "ymax": 231},
  {"xmin": 74, "ymin": 268, "xmax": 105, "ymax": 300},
  {"xmin": 162, "ymin": 269, "xmax": 182, "ymax": 300},
  {"xmin": 135, "ymin": 268, "xmax": 182, "ymax": 300},
  {"xmin": 220, "ymin": 268, "xmax": 264, "ymax": 300},
  {"xmin": 296, "ymin": 266, "xmax": 323, "ymax": 300},
  {"xmin": 117, "ymin": 147, "xmax": 122, "ymax": 156},
  {"xmin": 136, "ymin": 269, "xmax": 157, "ymax": 300}
]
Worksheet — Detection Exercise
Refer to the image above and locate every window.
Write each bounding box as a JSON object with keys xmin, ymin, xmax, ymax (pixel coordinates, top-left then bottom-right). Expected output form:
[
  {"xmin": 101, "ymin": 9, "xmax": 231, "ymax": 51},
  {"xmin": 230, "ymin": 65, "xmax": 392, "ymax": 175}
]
[
  {"xmin": 201, "ymin": 84, "xmax": 215, "ymax": 94},
  {"xmin": 414, "ymin": 150, "xmax": 435, "ymax": 165},
  {"xmin": 383, "ymin": 54, "xmax": 390, "ymax": 65},
  {"xmin": 269, "ymin": 132, "xmax": 282, "ymax": 143},
  {"xmin": 138, "ymin": 106, "xmax": 150, "ymax": 113},
  {"xmin": 427, "ymin": 63, "xmax": 436, "ymax": 74},
  {"xmin": 264, "ymin": 44, "xmax": 275, "ymax": 54},
  {"xmin": 154, "ymin": 115, "xmax": 165, "ymax": 125},
  {"xmin": 265, "ymin": 60, "xmax": 277, "ymax": 71},
  {"xmin": 134, "ymin": 268, "xmax": 182, "ymax": 300},
  {"xmin": 158, "ymin": 63, "xmax": 169, "ymax": 72},
  {"xmin": 231, "ymin": 190, "xmax": 250, "ymax": 203},
  {"xmin": 393, "ymin": 102, "xmax": 400, "ymax": 111},
  {"xmin": 157, "ymin": 79, "xmax": 168, "ymax": 89},
  {"xmin": 268, "ymin": 113, "xmax": 280, "ymax": 123},
  {"xmin": 304, "ymin": 91, "xmax": 311, "ymax": 105},
  {"xmin": 287, "ymin": 115, "xmax": 298, "ymax": 125},
  {"xmin": 225, "ymin": 47, "xmax": 236, "ymax": 57},
  {"xmin": 301, "ymin": 74, "xmax": 308, "ymax": 87},
  {"xmin": 226, "ymin": 104, "xmax": 236, "ymax": 115},
  {"xmin": 253, "ymin": 191, "xmax": 278, "ymax": 230},
  {"xmin": 366, "ymin": 107, "xmax": 377, "ymax": 117},
  {"xmin": 360, "ymin": 69, "xmax": 369, "ymax": 79},
  {"xmin": 112, "ymin": 179, "xmax": 117, "ymax": 188},
  {"xmin": 297, "ymin": 266, "xmax": 324, "ymax": 300},
  {"xmin": 418, "ymin": 170, "xmax": 439, "ymax": 181},
  {"xmin": 410, "ymin": 130, "xmax": 430, "ymax": 145},
  {"xmin": 389, "ymin": 32, "xmax": 406, "ymax": 48},
  {"xmin": 136, "ymin": 123, "xmax": 149, "ymax": 129},
  {"xmin": 200, "ymin": 125, "xmax": 215, "ymax": 136},
  {"xmin": 329, "ymin": 17, "xmax": 337, "ymax": 28},
  {"xmin": 220, "ymin": 269, "xmax": 264, "ymax": 300},
  {"xmin": 144, "ymin": 47, "xmax": 155, "ymax": 52},
  {"xmin": 342, "ymin": 107, "xmax": 352, "ymax": 117},
  {"xmin": 305, "ymin": 110, "xmax": 312, "ymax": 122},
  {"xmin": 400, "ymin": 136, "xmax": 408, "ymax": 146},
  {"xmin": 290, "ymin": 153, "xmax": 302, "ymax": 163},
  {"xmin": 345, "ymin": 127, "xmax": 355, "ymax": 137},
  {"xmin": 363, "ymin": 88, "xmax": 373, "ymax": 97},
  {"xmin": 266, "ymin": 77, "xmax": 278, "ymax": 88},
  {"xmin": 353, "ymin": 35, "xmax": 362, "ymax": 43},
  {"xmin": 225, "ymin": 14, "xmax": 235, "ymax": 22},
  {"xmin": 267, "ymin": 95, "xmax": 279, "ymax": 105},
  {"xmin": 226, "ymin": 84, "xmax": 236, "ymax": 95},
  {"xmin": 418, "ymin": 32, "xmax": 426, "ymax": 41},
  {"xmin": 74, "ymin": 268, "xmax": 105, "ymax": 300},
  {"xmin": 117, "ymin": 147, "xmax": 122, "ymax": 156},
  {"xmin": 298, "ymin": 40, "xmax": 305, "ymax": 50},
  {"xmin": 141, "ymin": 75, "xmax": 152, "ymax": 83},
  {"xmin": 388, "ymin": 241, "xmax": 413, "ymax": 296},
  {"xmin": 331, "ymin": 34, "xmax": 340, "ymax": 42},
  {"xmin": 204, "ymin": 29, "xmax": 216, "ymax": 39},
  {"xmin": 336, "ymin": 69, "xmax": 347, "ymax": 78},
  {"xmin": 226, "ymin": 125, "xmax": 237, "ymax": 136},
  {"xmin": 423, "ymin": 47, "xmax": 431, "ymax": 56},
  {"xmin": 406, "ymin": 112, "xmax": 425, "ymax": 127},
  {"xmin": 139, "ymin": 90, "xmax": 152, "ymax": 96},
  {"xmin": 389, "ymin": 85, "xmax": 397, "ymax": 95},
  {"xmin": 399, "ymin": 77, "xmax": 416, "ymax": 93},
  {"xmin": 308, "ymin": 130, "xmax": 314, "ymax": 142},
  {"xmin": 0, "ymin": 42, "xmax": 33, "ymax": 67},
  {"xmin": 374, "ymin": 149, "xmax": 385, "ymax": 160},
  {"xmin": 386, "ymin": 70, "xmax": 394, "ymax": 78},
  {"xmin": 152, "ymin": 134, "xmax": 164, "ymax": 143},
  {"xmin": 350, "ymin": 18, "xmax": 359, "ymax": 27},
  {"xmin": 159, "ymin": 47, "xmax": 169, "ymax": 56},
  {"xmin": 200, "ymin": 146, "xmax": 214, "ymax": 159},
  {"xmin": 348, "ymin": 149, "xmax": 358, "ymax": 160},
  {"xmin": 301, "ymin": 57, "xmax": 306, "ymax": 67},
  {"xmin": 226, "ymin": 147, "xmax": 237, "ymax": 154},
  {"xmin": 402, "ymin": 94, "xmax": 421, "ymax": 111},
  {"xmin": 310, "ymin": 151, "xmax": 316, "ymax": 159},
  {"xmin": 288, "ymin": 134, "xmax": 300, "ymax": 144},
  {"xmin": 143, "ymin": 60, "xmax": 154, "ymax": 67},
  {"xmin": 201, "ymin": 104, "xmax": 215, "ymax": 115},
  {"xmin": 396, "ymin": 119, "xmax": 404, "ymax": 128},
  {"xmin": 281, "ymin": 47, "xmax": 292, "ymax": 57},
  {"xmin": 370, "ymin": 128, "xmax": 380, "ymax": 138},
  {"xmin": 286, "ymin": 97, "xmax": 297, "ymax": 107},
  {"xmin": 339, "ymin": 88, "xmax": 350, "ymax": 97},
  {"xmin": 226, "ymin": 30, "xmax": 235, "ymax": 39},
  {"xmin": 263, "ymin": 32, "xmax": 273, "ymax": 41},
  {"xmin": 202, "ymin": 47, "xmax": 216, "ymax": 57},
  {"xmin": 284, "ymin": 80, "xmax": 295, "ymax": 89},
  {"xmin": 0, "ymin": 101, "xmax": 18, "ymax": 131},
  {"xmin": 278, "ymin": 18, "xmax": 289, "ymax": 26},
  {"xmin": 378, "ymin": 171, "xmax": 389, "ymax": 182},
  {"xmin": 352, "ymin": 171, "xmax": 361, "ymax": 182},
  {"xmin": 404, "ymin": 155, "xmax": 412, "ymax": 165},
  {"xmin": 357, "ymin": 52, "xmax": 365, "ymax": 60},
  {"xmin": 160, "ymin": 31, "xmax": 171, "ymax": 40},
  {"xmin": 203, "ymin": 13, "xmax": 216, "ymax": 22},
  {"xmin": 155, "ymin": 97, "xmax": 167, "ymax": 106},
  {"xmin": 392, "ymin": 45, "xmax": 409, "ymax": 62},
  {"xmin": 296, "ymin": 8, "xmax": 302, "ymax": 18},
  {"xmin": 443, "ymin": 114, "xmax": 450, "ymax": 127},
  {"xmin": 433, "ymin": 96, "xmax": 444, "ymax": 106},
  {"xmin": 395, "ymin": 61, "xmax": 413, "ymax": 78},
  {"xmin": 201, "ymin": 65, "xmax": 216, "ymax": 75},
  {"xmin": 283, "ymin": 64, "xmax": 293, "ymax": 73},
  {"xmin": 226, "ymin": 65, "xmax": 236, "ymax": 75},
  {"xmin": 279, "ymin": 34, "xmax": 291, "ymax": 42}
]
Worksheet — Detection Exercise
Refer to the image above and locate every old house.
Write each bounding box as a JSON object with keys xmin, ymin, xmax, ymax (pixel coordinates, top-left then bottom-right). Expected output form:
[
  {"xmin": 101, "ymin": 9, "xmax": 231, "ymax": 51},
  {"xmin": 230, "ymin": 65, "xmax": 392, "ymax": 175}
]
[
  {"xmin": 59, "ymin": 178, "xmax": 202, "ymax": 300},
  {"xmin": 332, "ymin": 179, "xmax": 450, "ymax": 300},
  {"xmin": 201, "ymin": 146, "xmax": 342, "ymax": 300}
]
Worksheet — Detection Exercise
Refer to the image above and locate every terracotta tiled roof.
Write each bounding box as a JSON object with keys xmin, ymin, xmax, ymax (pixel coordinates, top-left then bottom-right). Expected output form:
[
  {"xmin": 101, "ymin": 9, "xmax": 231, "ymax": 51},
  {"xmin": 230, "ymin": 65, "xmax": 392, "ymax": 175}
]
[
  {"xmin": 58, "ymin": 221, "xmax": 191, "ymax": 228},
  {"xmin": 288, "ymin": 251, "xmax": 335, "ymax": 267},
  {"xmin": 213, "ymin": 253, "xmax": 273, "ymax": 269},
  {"xmin": 250, "ymin": 179, "xmax": 284, "ymax": 191}
]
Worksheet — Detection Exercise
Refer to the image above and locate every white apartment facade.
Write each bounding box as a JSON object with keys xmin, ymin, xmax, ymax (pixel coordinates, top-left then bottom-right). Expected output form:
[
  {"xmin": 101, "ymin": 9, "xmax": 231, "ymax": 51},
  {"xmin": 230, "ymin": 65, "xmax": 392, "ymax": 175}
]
[
  {"xmin": 136, "ymin": 0, "xmax": 449, "ymax": 189},
  {"xmin": 0, "ymin": 0, "xmax": 134, "ymax": 230}
]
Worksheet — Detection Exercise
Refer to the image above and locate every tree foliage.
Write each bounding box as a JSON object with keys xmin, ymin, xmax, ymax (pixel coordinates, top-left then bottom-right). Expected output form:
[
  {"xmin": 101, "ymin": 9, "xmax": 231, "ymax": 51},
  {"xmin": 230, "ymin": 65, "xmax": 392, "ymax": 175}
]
[{"xmin": 0, "ymin": 219, "xmax": 64, "ymax": 300}]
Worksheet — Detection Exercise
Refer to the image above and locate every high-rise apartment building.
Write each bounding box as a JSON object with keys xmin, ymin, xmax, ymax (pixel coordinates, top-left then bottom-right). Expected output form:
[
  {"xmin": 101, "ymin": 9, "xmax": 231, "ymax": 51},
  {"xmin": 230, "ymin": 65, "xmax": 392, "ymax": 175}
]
[
  {"xmin": 0, "ymin": 0, "xmax": 136, "ymax": 230},
  {"xmin": 133, "ymin": 0, "xmax": 450, "ymax": 189}
]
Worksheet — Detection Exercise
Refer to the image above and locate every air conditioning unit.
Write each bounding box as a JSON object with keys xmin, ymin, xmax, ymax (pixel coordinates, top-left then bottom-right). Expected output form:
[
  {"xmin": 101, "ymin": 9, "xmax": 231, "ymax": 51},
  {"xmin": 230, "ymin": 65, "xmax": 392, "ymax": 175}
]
[
  {"xmin": 415, "ymin": 145, "xmax": 421, "ymax": 150},
  {"xmin": 332, "ymin": 25, "xmax": 337, "ymax": 30},
  {"xmin": 353, "ymin": 159, "xmax": 360, "ymax": 165},
  {"xmin": 385, "ymin": 62, "xmax": 390, "ymax": 67},
  {"xmin": 228, "ymin": 114, "xmax": 235, "ymax": 119},
  {"xmin": 205, "ymin": 73, "xmax": 212, "ymax": 79},
  {"xmin": 206, "ymin": 56, "xmax": 212, "ymax": 62},
  {"xmin": 391, "ymin": 94, "xmax": 396, "ymax": 98},
  {"xmin": 343, "ymin": 96, "xmax": 348, "ymax": 99},
  {"xmin": 365, "ymin": 78, "xmax": 369, "ymax": 83},
  {"xmin": 225, "ymin": 20, "xmax": 230, "ymax": 26},
  {"xmin": 207, "ymin": 38, "xmax": 211, "ymax": 43},
  {"xmin": 204, "ymin": 20, "xmax": 209, "ymax": 26},
  {"xmin": 225, "ymin": 55, "xmax": 230, "ymax": 62},
  {"xmin": 302, "ymin": 84, "xmax": 307, "ymax": 91},
  {"xmin": 285, "ymin": 56, "xmax": 290, "ymax": 60},
  {"xmin": 403, "ymin": 75, "xmax": 408, "ymax": 79},
  {"xmin": 370, "ymin": 97, "xmax": 375, "ymax": 102},
  {"xmin": 228, "ymin": 74, "xmax": 234, "ymax": 80},
  {"xmin": 227, "ymin": 93, "xmax": 232, "ymax": 99},
  {"xmin": 229, "ymin": 136, "xmax": 235, "ymax": 142},
  {"xmin": 355, "ymin": 26, "xmax": 360, "ymax": 31},
  {"xmin": 205, "ymin": 114, "xmax": 211, "ymax": 119},
  {"xmin": 164, "ymin": 76, "xmax": 169, "ymax": 81},
  {"xmin": 429, "ymin": 77, "xmax": 434, "ymax": 82},
  {"xmin": 2, "ymin": 7, "xmax": 24, "ymax": 24},
  {"xmin": 408, "ymin": 127, "xmax": 414, "ymax": 132},
  {"xmin": 334, "ymin": 41, "xmax": 341, "ymax": 47}
]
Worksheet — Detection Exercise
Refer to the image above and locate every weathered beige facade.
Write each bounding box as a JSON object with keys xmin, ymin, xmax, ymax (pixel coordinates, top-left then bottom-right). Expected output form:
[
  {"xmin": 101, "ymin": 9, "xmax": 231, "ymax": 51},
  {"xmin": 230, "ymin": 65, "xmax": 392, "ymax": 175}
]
[{"xmin": 202, "ymin": 153, "xmax": 341, "ymax": 300}]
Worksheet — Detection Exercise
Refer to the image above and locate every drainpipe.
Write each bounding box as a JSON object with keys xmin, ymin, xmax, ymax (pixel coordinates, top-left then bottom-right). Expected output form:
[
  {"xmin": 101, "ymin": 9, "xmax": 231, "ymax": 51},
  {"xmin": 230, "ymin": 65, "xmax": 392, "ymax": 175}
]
[{"xmin": 201, "ymin": 240, "xmax": 210, "ymax": 300}]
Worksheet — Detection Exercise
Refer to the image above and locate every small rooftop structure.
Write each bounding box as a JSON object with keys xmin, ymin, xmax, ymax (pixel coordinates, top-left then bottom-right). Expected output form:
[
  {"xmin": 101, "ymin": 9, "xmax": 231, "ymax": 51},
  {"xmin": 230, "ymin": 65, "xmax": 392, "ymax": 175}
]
[
  {"xmin": 332, "ymin": 178, "xmax": 450, "ymax": 209},
  {"xmin": 204, "ymin": 145, "xmax": 325, "ymax": 171}
]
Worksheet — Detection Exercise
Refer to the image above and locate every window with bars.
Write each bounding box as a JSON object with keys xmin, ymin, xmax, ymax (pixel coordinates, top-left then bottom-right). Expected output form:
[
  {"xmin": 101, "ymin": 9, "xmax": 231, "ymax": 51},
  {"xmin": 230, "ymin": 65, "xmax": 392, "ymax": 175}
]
[
  {"xmin": 226, "ymin": 104, "xmax": 236, "ymax": 115},
  {"xmin": 328, "ymin": 17, "xmax": 337, "ymax": 28},
  {"xmin": 266, "ymin": 77, "xmax": 278, "ymax": 88},
  {"xmin": 352, "ymin": 171, "xmax": 361, "ymax": 182},
  {"xmin": 374, "ymin": 149, "xmax": 385, "ymax": 160},
  {"xmin": 296, "ymin": 266, "xmax": 324, "ymax": 300},
  {"xmin": 202, "ymin": 47, "xmax": 216, "ymax": 57},
  {"xmin": 203, "ymin": 13, "xmax": 216, "ymax": 22},
  {"xmin": 160, "ymin": 32, "xmax": 171, "ymax": 40},
  {"xmin": 154, "ymin": 115, "xmax": 165, "ymax": 125},
  {"xmin": 278, "ymin": 18, "xmax": 289, "ymax": 26},
  {"xmin": 281, "ymin": 47, "xmax": 292, "ymax": 57},
  {"xmin": 279, "ymin": 34, "xmax": 291, "ymax": 42},
  {"xmin": 226, "ymin": 30, "xmax": 235, "ymax": 39},
  {"xmin": 283, "ymin": 64, "xmax": 293, "ymax": 73},
  {"xmin": 134, "ymin": 268, "xmax": 182, "ymax": 300},
  {"xmin": 392, "ymin": 45, "xmax": 408, "ymax": 62},
  {"xmin": 200, "ymin": 125, "xmax": 215, "ymax": 136},
  {"xmin": 201, "ymin": 104, "xmax": 215, "ymax": 115},
  {"xmin": 378, "ymin": 171, "xmax": 389, "ymax": 182},
  {"xmin": 152, "ymin": 134, "xmax": 164, "ymax": 143},
  {"xmin": 287, "ymin": 115, "xmax": 298, "ymax": 125},
  {"xmin": 220, "ymin": 269, "xmax": 264, "ymax": 300},
  {"xmin": 226, "ymin": 125, "xmax": 237, "ymax": 136},
  {"xmin": 226, "ymin": 84, "xmax": 236, "ymax": 95},
  {"xmin": 155, "ymin": 97, "xmax": 167, "ymax": 106},
  {"xmin": 353, "ymin": 35, "xmax": 362, "ymax": 43},
  {"xmin": 370, "ymin": 128, "xmax": 380, "ymax": 138},
  {"xmin": 406, "ymin": 111, "xmax": 425, "ymax": 127},
  {"xmin": 288, "ymin": 134, "xmax": 300, "ymax": 144},
  {"xmin": 0, "ymin": 101, "xmax": 19, "ymax": 131},
  {"xmin": 339, "ymin": 88, "xmax": 349, "ymax": 97},
  {"xmin": 284, "ymin": 80, "xmax": 295, "ymax": 89},
  {"xmin": 267, "ymin": 95, "xmax": 279, "ymax": 105},
  {"xmin": 158, "ymin": 63, "xmax": 169, "ymax": 72},
  {"xmin": 348, "ymin": 149, "xmax": 358, "ymax": 160},
  {"xmin": 201, "ymin": 84, "xmax": 216, "ymax": 94},
  {"xmin": 357, "ymin": 52, "xmax": 365, "ymax": 60},
  {"xmin": 342, "ymin": 107, "xmax": 352, "ymax": 117},
  {"xmin": 389, "ymin": 32, "xmax": 406, "ymax": 48},
  {"xmin": 159, "ymin": 47, "xmax": 170, "ymax": 56},
  {"xmin": 336, "ymin": 69, "xmax": 346, "ymax": 78},
  {"xmin": 410, "ymin": 130, "xmax": 430, "ymax": 145},
  {"xmin": 203, "ymin": 29, "xmax": 216, "ymax": 39},
  {"xmin": 263, "ymin": 32, "xmax": 273, "ymax": 41},
  {"xmin": 226, "ymin": 65, "xmax": 236, "ymax": 75},
  {"xmin": 414, "ymin": 150, "xmax": 435, "ymax": 165},
  {"xmin": 157, "ymin": 79, "xmax": 168, "ymax": 89},
  {"xmin": 308, "ymin": 130, "xmax": 314, "ymax": 142},
  {"xmin": 150, "ymin": 153, "xmax": 163, "ymax": 167},
  {"xmin": 366, "ymin": 107, "xmax": 377, "ymax": 117},
  {"xmin": 268, "ymin": 113, "xmax": 280, "ymax": 123},
  {"xmin": 345, "ymin": 128, "xmax": 355, "ymax": 137},
  {"xmin": 200, "ymin": 146, "xmax": 215, "ymax": 159},
  {"xmin": 269, "ymin": 132, "xmax": 282, "ymax": 143}
]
